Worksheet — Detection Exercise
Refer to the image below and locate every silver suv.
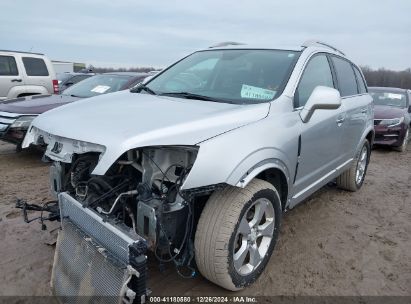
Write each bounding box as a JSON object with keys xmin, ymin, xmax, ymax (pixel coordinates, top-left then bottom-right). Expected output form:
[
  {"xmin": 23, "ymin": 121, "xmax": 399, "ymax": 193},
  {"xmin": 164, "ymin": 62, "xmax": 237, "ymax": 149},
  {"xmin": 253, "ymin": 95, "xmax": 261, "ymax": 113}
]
[
  {"xmin": 0, "ymin": 50, "xmax": 57, "ymax": 100},
  {"xmin": 23, "ymin": 40, "xmax": 373, "ymax": 300}
]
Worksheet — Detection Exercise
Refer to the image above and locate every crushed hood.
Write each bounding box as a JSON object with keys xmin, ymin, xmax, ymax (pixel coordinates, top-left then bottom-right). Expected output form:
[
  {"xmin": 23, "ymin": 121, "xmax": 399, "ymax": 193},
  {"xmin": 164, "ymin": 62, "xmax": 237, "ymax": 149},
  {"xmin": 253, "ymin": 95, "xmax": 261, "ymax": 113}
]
[{"xmin": 25, "ymin": 90, "xmax": 269, "ymax": 174}]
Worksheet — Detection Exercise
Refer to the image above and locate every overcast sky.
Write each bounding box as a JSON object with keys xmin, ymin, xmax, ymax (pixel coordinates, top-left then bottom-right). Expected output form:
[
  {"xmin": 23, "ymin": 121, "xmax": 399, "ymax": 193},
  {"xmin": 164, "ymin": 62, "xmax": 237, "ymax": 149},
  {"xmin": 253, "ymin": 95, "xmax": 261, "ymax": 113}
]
[{"xmin": 1, "ymin": 0, "xmax": 410, "ymax": 70}]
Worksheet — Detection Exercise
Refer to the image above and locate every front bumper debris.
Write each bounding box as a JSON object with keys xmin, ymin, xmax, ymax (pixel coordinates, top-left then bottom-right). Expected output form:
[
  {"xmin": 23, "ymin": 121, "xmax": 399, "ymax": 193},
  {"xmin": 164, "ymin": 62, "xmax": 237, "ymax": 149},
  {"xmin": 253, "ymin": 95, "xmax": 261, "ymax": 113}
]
[
  {"xmin": 23, "ymin": 126, "xmax": 106, "ymax": 163},
  {"xmin": 52, "ymin": 192, "xmax": 148, "ymax": 303}
]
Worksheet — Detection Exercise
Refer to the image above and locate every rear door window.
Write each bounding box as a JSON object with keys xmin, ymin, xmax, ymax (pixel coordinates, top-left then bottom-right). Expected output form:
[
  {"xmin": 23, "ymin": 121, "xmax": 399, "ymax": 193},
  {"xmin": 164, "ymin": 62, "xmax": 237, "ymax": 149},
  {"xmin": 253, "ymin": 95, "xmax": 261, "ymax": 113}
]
[
  {"xmin": 22, "ymin": 57, "xmax": 49, "ymax": 76},
  {"xmin": 331, "ymin": 56, "xmax": 358, "ymax": 97},
  {"xmin": 295, "ymin": 54, "xmax": 335, "ymax": 107},
  {"xmin": 353, "ymin": 66, "xmax": 367, "ymax": 94},
  {"xmin": 0, "ymin": 55, "xmax": 19, "ymax": 76}
]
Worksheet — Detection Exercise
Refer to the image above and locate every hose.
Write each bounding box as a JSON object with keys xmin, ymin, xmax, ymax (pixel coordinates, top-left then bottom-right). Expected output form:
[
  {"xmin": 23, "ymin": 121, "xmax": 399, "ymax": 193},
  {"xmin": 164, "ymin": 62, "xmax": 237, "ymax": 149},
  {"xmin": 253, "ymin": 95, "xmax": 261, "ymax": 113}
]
[{"xmin": 97, "ymin": 190, "xmax": 138, "ymax": 215}]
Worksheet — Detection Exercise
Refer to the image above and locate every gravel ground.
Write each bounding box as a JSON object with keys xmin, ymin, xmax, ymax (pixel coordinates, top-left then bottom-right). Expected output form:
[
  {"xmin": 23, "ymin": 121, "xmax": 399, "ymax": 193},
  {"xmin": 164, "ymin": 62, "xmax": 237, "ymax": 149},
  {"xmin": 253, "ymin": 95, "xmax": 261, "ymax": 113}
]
[{"xmin": 0, "ymin": 141, "xmax": 410, "ymax": 297}]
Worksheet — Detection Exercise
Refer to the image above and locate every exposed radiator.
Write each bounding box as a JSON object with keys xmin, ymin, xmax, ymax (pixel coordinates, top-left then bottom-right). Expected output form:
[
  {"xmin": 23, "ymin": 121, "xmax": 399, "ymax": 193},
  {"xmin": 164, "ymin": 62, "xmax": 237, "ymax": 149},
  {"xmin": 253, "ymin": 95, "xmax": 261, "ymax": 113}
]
[{"xmin": 51, "ymin": 192, "xmax": 147, "ymax": 304}]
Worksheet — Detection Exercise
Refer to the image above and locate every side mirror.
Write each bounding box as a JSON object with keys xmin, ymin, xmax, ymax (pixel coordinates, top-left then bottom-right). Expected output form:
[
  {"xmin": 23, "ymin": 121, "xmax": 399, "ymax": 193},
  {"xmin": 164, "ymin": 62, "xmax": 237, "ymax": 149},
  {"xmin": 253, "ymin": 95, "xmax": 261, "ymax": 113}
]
[{"xmin": 299, "ymin": 86, "xmax": 341, "ymax": 123}]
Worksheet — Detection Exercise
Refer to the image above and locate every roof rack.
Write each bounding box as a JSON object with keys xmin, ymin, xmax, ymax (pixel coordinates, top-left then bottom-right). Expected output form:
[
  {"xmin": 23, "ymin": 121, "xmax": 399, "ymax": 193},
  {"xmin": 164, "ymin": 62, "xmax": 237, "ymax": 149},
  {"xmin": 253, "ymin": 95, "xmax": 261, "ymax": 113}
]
[
  {"xmin": 0, "ymin": 49, "xmax": 44, "ymax": 56},
  {"xmin": 208, "ymin": 41, "xmax": 245, "ymax": 48},
  {"xmin": 301, "ymin": 40, "xmax": 345, "ymax": 56}
]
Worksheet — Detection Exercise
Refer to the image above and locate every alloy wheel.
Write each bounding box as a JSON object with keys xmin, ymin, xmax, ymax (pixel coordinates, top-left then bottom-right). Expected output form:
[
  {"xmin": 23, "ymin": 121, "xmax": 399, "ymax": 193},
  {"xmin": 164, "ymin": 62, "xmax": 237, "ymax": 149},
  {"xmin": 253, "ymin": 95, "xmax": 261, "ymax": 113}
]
[
  {"xmin": 233, "ymin": 198, "xmax": 275, "ymax": 276},
  {"xmin": 355, "ymin": 145, "xmax": 368, "ymax": 185}
]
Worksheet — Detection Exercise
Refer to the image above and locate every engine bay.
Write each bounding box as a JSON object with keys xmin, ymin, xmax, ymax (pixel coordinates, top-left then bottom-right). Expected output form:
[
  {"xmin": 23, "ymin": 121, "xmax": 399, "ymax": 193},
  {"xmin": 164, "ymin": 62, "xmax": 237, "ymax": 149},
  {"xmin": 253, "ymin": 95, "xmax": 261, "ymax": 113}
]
[{"xmin": 50, "ymin": 146, "xmax": 201, "ymax": 275}]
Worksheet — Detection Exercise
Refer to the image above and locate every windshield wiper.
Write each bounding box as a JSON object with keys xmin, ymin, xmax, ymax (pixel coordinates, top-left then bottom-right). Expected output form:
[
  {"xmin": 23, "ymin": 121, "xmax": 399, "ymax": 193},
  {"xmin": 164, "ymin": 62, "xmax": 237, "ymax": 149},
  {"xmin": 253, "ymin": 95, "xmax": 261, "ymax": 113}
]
[
  {"xmin": 159, "ymin": 92, "xmax": 222, "ymax": 103},
  {"xmin": 130, "ymin": 84, "xmax": 157, "ymax": 95}
]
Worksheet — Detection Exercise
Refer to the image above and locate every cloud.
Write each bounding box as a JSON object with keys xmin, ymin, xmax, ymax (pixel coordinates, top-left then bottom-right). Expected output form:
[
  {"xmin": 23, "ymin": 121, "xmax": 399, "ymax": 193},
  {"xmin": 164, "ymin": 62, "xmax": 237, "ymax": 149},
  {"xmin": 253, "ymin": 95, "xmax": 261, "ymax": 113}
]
[{"xmin": 0, "ymin": 0, "xmax": 410, "ymax": 69}]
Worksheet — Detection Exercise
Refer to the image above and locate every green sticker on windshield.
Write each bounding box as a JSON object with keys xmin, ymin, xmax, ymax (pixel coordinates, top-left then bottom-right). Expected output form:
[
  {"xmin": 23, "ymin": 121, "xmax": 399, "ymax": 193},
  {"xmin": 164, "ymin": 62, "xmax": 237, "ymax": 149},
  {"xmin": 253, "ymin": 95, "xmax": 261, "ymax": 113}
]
[{"xmin": 241, "ymin": 84, "xmax": 276, "ymax": 100}]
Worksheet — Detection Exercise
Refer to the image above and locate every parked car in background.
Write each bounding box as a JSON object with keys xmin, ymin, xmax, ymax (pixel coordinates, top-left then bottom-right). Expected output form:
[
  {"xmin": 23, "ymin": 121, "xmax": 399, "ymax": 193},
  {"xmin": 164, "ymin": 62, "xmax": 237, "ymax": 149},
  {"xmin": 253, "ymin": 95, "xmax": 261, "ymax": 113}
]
[
  {"xmin": 369, "ymin": 87, "xmax": 411, "ymax": 152},
  {"xmin": 57, "ymin": 72, "xmax": 95, "ymax": 93},
  {"xmin": 0, "ymin": 50, "xmax": 58, "ymax": 100},
  {"xmin": 23, "ymin": 40, "xmax": 373, "ymax": 300},
  {"xmin": 0, "ymin": 72, "xmax": 149, "ymax": 150}
]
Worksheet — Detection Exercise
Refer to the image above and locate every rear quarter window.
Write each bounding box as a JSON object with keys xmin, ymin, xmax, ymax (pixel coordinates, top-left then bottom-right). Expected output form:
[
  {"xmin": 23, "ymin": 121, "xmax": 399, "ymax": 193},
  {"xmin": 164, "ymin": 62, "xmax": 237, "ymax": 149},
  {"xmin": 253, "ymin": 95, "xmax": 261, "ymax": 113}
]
[
  {"xmin": 331, "ymin": 56, "xmax": 358, "ymax": 97},
  {"xmin": 22, "ymin": 57, "xmax": 49, "ymax": 76},
  {"xmin": 0, "ymin": 55, "xmax": 18, "ymax": 76}
]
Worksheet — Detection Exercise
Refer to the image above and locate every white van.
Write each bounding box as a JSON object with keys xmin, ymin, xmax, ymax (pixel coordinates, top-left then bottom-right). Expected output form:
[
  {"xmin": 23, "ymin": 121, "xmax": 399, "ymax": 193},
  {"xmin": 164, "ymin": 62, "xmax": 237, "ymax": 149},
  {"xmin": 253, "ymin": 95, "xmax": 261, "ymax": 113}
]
[{"xmin": 0, "ymin": 50, "xmax": 58, "ymax": 100}]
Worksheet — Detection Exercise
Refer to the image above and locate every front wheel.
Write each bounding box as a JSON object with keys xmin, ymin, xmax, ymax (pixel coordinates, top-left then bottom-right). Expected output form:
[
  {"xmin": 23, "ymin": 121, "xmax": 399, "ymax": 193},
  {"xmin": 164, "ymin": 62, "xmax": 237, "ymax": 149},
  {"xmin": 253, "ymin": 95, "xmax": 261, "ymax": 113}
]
[
  {"xmin": 337, "ymin": 139, "xmax": 370, "ymax": 191},
  {"xmin": 194, "ymin": 179, "xmax": 282, "ymax": 291}
]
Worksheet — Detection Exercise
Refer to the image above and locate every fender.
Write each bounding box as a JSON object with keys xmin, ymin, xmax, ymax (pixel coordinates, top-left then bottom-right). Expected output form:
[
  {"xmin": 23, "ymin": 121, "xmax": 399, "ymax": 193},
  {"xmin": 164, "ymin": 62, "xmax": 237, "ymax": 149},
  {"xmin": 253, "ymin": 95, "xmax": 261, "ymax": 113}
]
[
  {"xmin": 7, "ymin": 85, "xmax": 49, "ymax": 99},
  {"xmin": 234, "ymin": 157, "xmax": 290, "ymax": 190},
  {"xmin": 230, "ymin": 157, "xmax": 290, "ymax": 189},
  {"xmin": 224, "ymin": 147, "xmax": 292, "ymax": 194},
  {"xmin": 355, "ymin": 125, "xmax": 375, "ymax": 153},
  {"xmin": 181, "ymin": 144, "xmax": 295, "ymax": 191},
  {"xmin": 181, "ymin": 113, "xmax": 298, "ymax": 191}
]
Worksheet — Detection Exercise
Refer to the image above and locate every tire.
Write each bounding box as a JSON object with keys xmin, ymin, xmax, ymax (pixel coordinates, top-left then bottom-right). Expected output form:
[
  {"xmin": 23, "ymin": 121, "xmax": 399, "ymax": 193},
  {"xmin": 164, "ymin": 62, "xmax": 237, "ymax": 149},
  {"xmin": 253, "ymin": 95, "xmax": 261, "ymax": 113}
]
[
  {"xmin": 337, "ymin": 139, "xmax": 370, "ymax": 191},
  {"xmin": 194, "ymin": 179, "xmax": 282, "ymax": 291},
  {"xmin": 394, "ymin": 128, "xmax": 409, "ymax": 152}
]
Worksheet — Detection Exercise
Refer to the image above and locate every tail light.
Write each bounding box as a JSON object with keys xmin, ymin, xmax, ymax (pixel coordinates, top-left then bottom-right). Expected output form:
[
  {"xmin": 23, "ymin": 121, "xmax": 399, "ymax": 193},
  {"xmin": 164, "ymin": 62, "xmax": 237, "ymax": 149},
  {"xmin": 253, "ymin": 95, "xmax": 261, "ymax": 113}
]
[{"xmin": 52, "ymin": 79, "xmax": 59, "ymax": 94}]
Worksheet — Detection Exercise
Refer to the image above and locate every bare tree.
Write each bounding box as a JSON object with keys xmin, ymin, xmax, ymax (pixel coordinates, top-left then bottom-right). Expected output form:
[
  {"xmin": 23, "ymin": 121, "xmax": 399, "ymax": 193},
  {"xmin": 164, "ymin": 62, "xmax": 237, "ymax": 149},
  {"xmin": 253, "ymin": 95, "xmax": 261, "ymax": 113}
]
[
  {"xmin": 92, "ymin": 65, "xmax": 411, "ymax": 89},
  {"xmin": 361, "ymin": 66, "xmax": 411, "ymax": 89}
]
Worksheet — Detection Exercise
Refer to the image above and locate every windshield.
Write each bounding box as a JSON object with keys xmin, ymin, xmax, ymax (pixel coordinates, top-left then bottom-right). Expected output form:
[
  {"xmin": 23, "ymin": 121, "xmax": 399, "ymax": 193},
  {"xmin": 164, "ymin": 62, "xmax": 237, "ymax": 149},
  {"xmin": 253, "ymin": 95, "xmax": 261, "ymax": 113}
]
[
  {"xmin": 369, "ymin": 90, "xmax": 407, "ymax": 108},
  {"xmin": 62, "ymin": 74, "xmax": 132, "ymax": 98},
  {"xmin": 145, "ymin": 49, "xmax": 300, "ymax": 104}
]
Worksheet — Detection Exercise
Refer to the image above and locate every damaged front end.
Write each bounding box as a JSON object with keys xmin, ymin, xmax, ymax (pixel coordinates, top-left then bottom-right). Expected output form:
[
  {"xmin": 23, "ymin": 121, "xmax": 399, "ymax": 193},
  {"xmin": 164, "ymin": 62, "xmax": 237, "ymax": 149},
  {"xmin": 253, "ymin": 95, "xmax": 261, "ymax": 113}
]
[
  {"xmin": 28, "ymin": 128, "xmax": 204, "ymax": 303},
  {"xmin": 53, "ymin": 193, "xmax": 147, "ymax": 303}
]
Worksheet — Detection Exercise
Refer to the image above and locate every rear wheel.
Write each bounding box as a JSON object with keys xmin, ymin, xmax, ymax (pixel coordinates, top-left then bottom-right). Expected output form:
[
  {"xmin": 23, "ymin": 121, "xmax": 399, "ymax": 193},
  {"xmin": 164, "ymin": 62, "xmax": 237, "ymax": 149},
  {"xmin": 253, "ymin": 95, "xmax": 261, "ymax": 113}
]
[
  {"xmin": 394, "ymin": 128, "xmax": 409, "ymax": 152},
  {"xmin": 194, "ymin": 179, "xmax": 282, "ymax": 291},
  {"xmin": 337, "ymin": 139, "xmax": 370, "ymax": 191}
]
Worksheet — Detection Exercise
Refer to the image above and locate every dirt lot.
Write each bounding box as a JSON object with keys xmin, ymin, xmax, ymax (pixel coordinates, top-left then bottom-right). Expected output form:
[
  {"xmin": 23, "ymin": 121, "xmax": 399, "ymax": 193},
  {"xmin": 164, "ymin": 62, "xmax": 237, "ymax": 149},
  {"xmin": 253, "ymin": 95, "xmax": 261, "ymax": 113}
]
[{"xmin": 0, "ymin": 141, "xmax": 410, "ymax": 297}]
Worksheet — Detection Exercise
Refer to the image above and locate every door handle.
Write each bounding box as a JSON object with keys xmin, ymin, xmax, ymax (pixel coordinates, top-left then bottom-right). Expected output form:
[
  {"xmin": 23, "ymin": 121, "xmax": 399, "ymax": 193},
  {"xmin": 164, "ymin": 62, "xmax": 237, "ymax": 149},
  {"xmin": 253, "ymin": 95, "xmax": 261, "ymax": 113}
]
[{"xmin": 11, "ymin": 79, "xmax": 22, "ymax": 82}]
